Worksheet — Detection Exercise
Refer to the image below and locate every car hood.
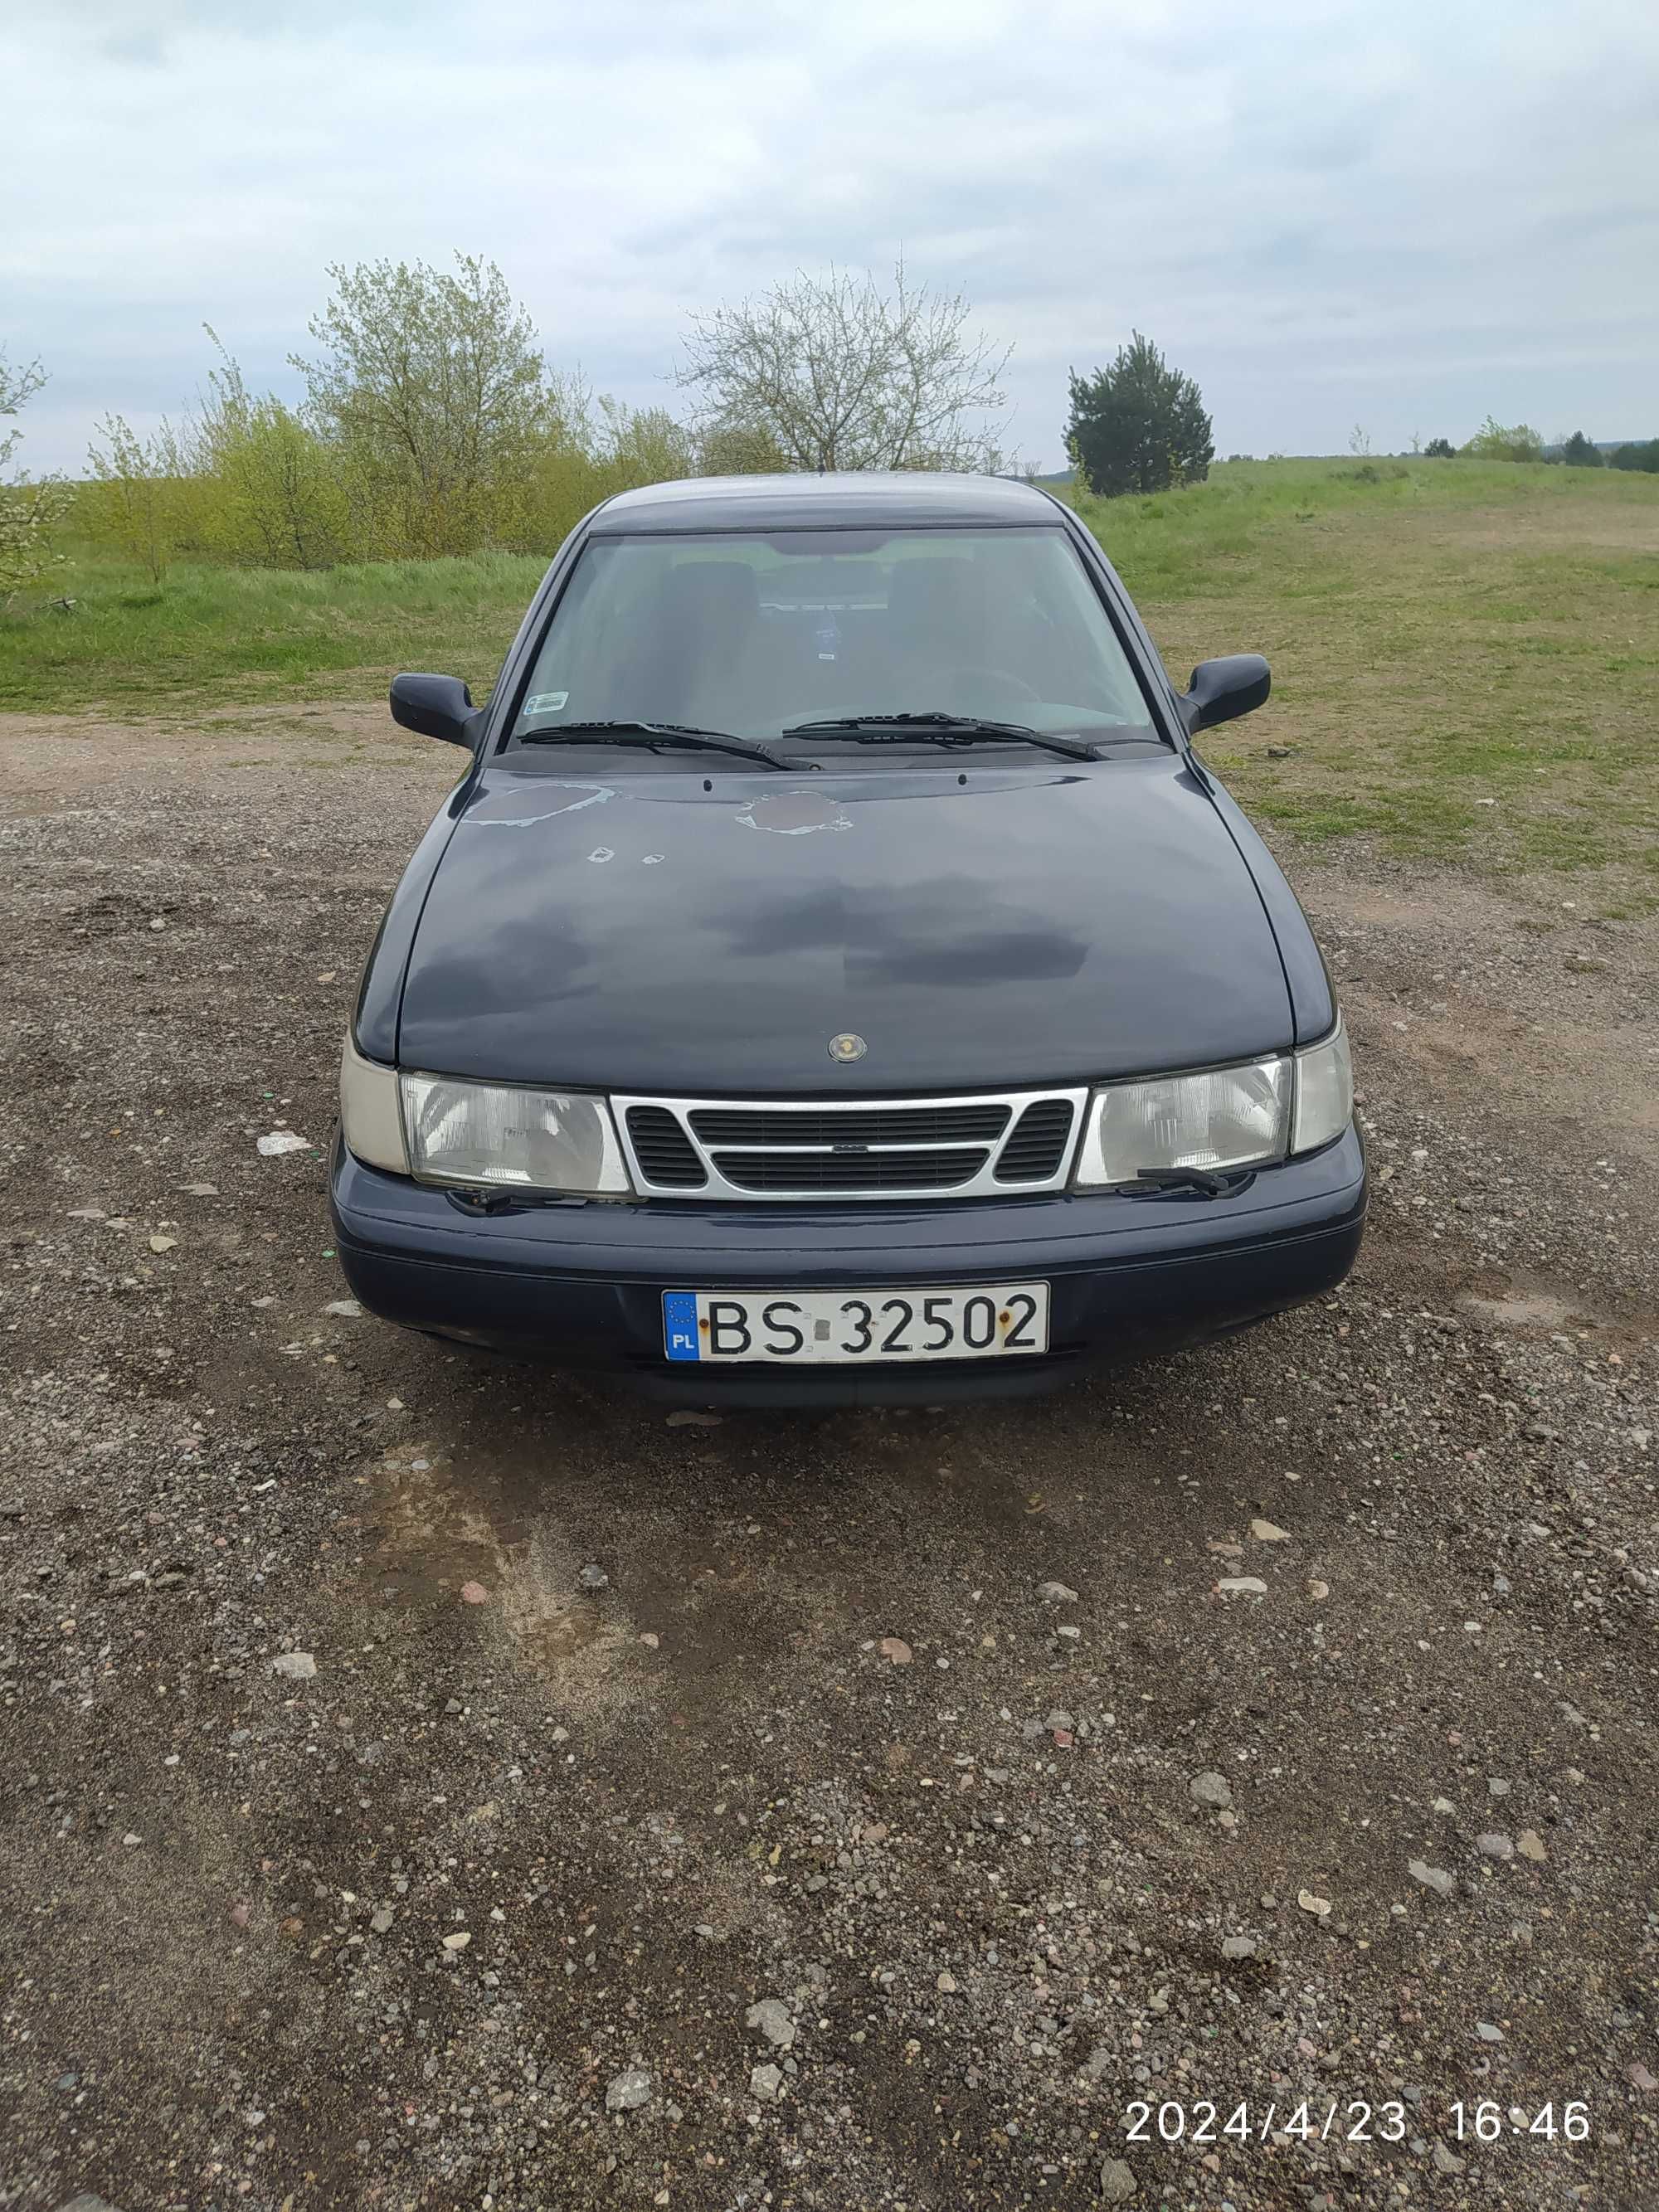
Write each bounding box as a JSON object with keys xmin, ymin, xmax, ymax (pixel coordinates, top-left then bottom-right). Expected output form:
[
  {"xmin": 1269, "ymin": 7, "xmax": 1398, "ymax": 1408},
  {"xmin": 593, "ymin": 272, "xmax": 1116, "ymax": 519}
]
[{"xmin": 396, "ymin": 757, "xmax": 1292, "ymax": 1094}]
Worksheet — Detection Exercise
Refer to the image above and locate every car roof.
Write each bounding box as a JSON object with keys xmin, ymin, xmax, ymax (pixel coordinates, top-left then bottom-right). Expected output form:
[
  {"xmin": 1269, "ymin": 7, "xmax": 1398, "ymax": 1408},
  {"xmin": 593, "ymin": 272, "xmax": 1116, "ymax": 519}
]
[{"xmin": 588, "ymin": 471, "xmax": 1066, "ymax": 536}]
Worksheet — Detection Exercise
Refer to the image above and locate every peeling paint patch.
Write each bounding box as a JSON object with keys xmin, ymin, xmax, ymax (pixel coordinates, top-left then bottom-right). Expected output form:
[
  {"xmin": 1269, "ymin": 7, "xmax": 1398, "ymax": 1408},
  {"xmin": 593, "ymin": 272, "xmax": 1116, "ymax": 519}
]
[
  {"xmin": 588, "ymin": 847, "xmax": 615, "ymax": 863},
  {"xmin": 471, "ymin": 782, "xmax": 615, "ymax": 826},
  {"xmin": 737, "ymin": 791, "xmax": 853, "ymax": 837}
]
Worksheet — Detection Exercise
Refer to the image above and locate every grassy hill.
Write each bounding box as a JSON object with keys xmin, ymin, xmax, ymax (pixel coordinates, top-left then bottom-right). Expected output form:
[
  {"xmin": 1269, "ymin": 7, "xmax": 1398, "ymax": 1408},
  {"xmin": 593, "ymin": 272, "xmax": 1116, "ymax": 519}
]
[
  {"xmin": 1065, "ymin": 457, "xmax": 1658, "ymax": 899},
  {"xmin": 3, "ymin": 456, "xmax": 1655, "ymax": 900}
]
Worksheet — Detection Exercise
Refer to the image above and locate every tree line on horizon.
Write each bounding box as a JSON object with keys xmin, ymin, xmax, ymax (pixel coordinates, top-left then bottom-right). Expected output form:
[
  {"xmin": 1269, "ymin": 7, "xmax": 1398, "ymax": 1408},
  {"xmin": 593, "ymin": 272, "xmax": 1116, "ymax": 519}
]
[
  {"xmin": 1416, "ymin": 421, "xmax": 1658, "ymax": 470},
  {"xmin": 2, "ymin": 255, "xmax": 1655, "ymax": 602},
  {"xmin": 3, "ymin": 258, "xmax": 1023, "ymax": 593}
]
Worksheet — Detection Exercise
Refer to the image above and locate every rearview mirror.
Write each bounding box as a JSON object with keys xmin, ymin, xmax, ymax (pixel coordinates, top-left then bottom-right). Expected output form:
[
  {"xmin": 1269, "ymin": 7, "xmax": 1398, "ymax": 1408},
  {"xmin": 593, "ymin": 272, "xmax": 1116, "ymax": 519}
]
[
  {"xmin": 390, "ymin": 671, "xmax": 479, "ymax": 747},
  {"xmin": 1178, "ymin": 654, "xmax": 1271, "ymax": 737}
]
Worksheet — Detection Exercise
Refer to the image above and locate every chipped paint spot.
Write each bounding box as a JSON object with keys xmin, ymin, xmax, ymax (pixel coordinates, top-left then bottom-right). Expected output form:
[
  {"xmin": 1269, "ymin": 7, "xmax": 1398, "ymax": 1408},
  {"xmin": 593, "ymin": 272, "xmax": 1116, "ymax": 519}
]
[
  {"xmin": 588, "ymin": 846, "xmax": 615, "ymax": 863},
  {"xmin": 471, "ymin": 782, "xmax": 615, "ymax": 826},
  {"xmin": 737, "ymin": 791, "xmax": 853, "ymax": 837}
]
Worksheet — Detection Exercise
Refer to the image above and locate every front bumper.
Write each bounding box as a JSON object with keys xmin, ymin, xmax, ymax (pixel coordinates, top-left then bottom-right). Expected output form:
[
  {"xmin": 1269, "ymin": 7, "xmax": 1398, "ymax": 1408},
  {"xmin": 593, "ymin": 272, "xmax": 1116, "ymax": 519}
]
[{"xmin": 328, "ymin": 1124, "xmax": 1366, "ymax": 1406}]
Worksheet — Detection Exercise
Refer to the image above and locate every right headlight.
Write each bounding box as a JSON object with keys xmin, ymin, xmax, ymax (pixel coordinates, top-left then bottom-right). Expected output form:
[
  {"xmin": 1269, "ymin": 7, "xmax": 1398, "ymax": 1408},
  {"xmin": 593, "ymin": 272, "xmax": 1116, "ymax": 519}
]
[
  {"xmin": 1073, "ymin": 1018, "xmax": 1352, "ymax": 1188},
  {"xmin": 339, "ymin": 1034, "xmax": 410, "ymax": 1174}
]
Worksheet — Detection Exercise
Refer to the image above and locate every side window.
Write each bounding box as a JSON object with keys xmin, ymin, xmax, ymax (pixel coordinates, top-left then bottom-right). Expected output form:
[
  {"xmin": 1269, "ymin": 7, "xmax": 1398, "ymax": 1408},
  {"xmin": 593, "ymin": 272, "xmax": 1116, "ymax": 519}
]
[
  {"xmin": 1037, "ymin": 541, "xmax": 1146, "ymax": 721},
  {"xmin": 516, "ymin": 543, "xmax": 655, "ymax": 725}
]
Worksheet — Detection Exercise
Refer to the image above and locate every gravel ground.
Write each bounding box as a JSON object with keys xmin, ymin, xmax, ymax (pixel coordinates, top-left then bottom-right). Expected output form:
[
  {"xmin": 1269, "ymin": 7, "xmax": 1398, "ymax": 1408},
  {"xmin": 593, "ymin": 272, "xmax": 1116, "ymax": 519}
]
[{"xmin": 2, "ymin": 709, "xmax": 1656, "ymax": 2212}]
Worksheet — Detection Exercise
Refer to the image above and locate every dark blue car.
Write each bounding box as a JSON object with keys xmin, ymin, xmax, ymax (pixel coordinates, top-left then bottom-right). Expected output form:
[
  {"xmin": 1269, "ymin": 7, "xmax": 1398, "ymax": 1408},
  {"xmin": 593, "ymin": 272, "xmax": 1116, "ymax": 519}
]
[{"xmin": 332, "ymin": 472, "xmax": 1364, "ymax": 1403}]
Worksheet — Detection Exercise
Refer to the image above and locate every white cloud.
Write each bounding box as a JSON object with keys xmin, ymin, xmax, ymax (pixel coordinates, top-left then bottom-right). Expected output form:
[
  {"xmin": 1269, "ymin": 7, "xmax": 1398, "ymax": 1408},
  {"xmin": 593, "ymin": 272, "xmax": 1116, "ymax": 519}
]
[{"xmin": 7, "ymin": 0, "xmax": 1658, "ymax": 472}]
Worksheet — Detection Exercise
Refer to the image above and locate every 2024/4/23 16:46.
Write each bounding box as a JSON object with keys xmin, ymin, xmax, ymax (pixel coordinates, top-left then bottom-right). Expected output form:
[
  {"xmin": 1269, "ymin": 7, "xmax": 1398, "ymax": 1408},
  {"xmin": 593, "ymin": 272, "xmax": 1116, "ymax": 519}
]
[{"xmin": 1123, "ymin": 2100, "xmax": 1592, "ymax": 2145}]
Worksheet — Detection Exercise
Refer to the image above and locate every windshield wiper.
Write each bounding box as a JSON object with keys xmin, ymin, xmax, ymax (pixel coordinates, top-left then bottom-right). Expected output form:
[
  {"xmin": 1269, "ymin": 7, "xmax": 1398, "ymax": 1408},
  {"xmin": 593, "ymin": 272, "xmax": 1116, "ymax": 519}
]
[
  {"xmin": 781, "ymin": 712, "xmax": 1097, "ymax": 761},
  {"xmin": 518, "ymin": 720, "xmax": 803, "ymax": 771}
]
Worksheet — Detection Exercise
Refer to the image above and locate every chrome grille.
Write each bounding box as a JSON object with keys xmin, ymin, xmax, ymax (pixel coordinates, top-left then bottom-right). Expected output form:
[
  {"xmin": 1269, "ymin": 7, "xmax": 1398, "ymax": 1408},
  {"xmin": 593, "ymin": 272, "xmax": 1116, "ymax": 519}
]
[
  {"xmin": 625, "ymin": 1106, "xmax": 707, "ymax": 1188},
  {"xmin": 614, "ymin": 1087, "xmax": 1085, "ymax": 1203},
  {"xmin": 689, "ymin": 1102, "xmax": 1011, "ymax": 1147},
  {"xmin": 719, "ymin": 1145, "xmax": 991, "ymax": 1193},
  {"xmin": 995, "ymin": 1098, "xmax": 1077, "ymax": 1183}
]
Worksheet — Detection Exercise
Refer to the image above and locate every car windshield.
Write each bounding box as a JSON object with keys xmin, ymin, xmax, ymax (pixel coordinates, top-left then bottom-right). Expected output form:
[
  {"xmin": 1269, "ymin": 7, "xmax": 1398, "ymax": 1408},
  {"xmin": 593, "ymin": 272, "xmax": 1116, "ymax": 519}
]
[{"xmin": 508, "ymin": 526, "xmax": 1160, "ymax": 750}]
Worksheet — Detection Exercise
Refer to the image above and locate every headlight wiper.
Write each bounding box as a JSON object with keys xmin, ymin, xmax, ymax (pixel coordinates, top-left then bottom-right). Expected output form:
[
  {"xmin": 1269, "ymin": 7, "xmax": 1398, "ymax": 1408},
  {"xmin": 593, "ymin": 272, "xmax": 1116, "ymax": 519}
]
[
  {"xmin": 781, "ymin": 712, "xmax": 1098, "ymax": 761},
  {"xmin": 1131, "ymin": 1166, "xmax": 1257, "ymax": 1198},
  {"xmin": 519, "ymin": 720, "xmax": 805, "ymax": 771}
]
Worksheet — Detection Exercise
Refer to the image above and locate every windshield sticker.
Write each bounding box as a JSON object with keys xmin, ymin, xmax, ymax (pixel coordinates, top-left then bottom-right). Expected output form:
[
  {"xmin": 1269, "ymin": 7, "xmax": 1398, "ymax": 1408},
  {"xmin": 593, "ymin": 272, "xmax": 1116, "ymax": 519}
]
[{"xmin": 523, "ymin": 691, "xmax": 569, "ymax": 716}]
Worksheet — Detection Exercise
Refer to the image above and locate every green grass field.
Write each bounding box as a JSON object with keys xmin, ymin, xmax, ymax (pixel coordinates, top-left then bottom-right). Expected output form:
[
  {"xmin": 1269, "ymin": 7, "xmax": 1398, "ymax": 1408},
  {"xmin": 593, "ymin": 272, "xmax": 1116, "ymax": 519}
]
[
  {"xmin": 0, "ymin": 542, "xmax": 547, "ymax": 715},
  {"xmin": 4, "ymin": 456, "xmax": 1657, "ymax": 898}
]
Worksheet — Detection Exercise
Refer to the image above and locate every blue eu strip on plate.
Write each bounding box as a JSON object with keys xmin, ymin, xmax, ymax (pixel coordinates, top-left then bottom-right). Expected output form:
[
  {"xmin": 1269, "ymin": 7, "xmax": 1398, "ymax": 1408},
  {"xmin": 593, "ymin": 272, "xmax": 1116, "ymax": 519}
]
[{"xmin": 663, "ymin": 1291, "xmax": 701, "ymax": 1360}]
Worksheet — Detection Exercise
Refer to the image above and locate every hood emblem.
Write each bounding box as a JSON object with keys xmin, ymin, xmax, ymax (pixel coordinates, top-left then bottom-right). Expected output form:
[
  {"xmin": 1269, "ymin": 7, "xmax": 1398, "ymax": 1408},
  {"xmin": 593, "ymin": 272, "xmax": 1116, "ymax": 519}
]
[{"xmin": 828, "ymin": 1032, "xmax": 867, "ymax": 1063}]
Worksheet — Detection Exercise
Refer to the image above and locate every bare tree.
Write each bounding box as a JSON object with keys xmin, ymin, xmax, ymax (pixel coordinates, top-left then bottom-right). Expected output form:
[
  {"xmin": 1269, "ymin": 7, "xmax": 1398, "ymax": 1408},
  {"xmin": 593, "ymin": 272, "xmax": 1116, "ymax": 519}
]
[
  {"xmin": 0, "ymin": 351, "xmax": 47, "ymax": 475},
  {"xmin": 1, "ymin": 351, "xmax": 72, "ymax": 605},
  {"xmin": 676, "ymin": 264, "xmax": 1011, "ymax": 474}
]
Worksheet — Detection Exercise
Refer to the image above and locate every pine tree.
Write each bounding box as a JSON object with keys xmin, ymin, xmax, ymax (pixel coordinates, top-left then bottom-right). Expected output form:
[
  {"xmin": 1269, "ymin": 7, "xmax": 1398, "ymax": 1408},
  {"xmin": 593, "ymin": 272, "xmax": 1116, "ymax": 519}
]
[{"xmin": 1064, "ymin": 334, "xmax": 1214, "ymax": 497}]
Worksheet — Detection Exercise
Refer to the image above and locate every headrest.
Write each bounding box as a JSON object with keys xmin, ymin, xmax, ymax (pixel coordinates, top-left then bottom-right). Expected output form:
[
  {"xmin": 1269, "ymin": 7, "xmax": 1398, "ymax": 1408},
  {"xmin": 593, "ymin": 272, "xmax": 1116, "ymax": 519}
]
[
  {"xmin": 886, "ymin": 557, "xmax": 985, "ymax": 632},
  {"xmin": 654, "ymin": 560, "xmax": 761, "ymax": 630}
]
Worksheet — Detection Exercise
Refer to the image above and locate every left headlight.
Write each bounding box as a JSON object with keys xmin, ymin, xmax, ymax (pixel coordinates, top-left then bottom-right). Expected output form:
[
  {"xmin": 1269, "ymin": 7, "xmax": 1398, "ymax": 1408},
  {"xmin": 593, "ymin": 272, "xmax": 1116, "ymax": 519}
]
[
  {"xmin": 1290, "ymin": 1016, "xmax": 1353, "ymax": 1155},
  {"xmin": 1073, "ymin": 1056, "xmax": 1290, "ymax": 1187},
  {"xmin": 1073, "ymin": 1018, "xmax": 1353, "ymax": 1188},
  {"xmin": 401, "ymin": 1072, "xmax": 632, "ymax": 1195}
]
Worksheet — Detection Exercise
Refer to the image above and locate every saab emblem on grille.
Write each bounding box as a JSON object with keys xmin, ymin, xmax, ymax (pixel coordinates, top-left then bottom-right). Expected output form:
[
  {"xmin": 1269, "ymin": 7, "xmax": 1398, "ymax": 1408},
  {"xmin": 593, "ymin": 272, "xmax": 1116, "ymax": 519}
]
[{"xmin": 828, "ymin": 1032, "xmax": 867, "ymax": 1063}]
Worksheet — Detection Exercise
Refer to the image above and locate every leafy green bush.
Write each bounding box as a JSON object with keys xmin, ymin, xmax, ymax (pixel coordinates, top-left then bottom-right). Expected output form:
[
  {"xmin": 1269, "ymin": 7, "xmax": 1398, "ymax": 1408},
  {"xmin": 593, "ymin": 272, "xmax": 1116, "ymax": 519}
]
[
  {"xmin": 84, "ymin": 413, "xmax": 192, "ymax": 582},
  {"xmin": 1463, "ymin": 416, "xmax": 1544, "ymax": 464},
  {"xmin": 290, "ymin": 255, "xmax": 552, "ymax": 559},
  {"xmin": 1423, "ymin": 436, "xmax": 1456, "ymax": 459},
  {"xmin": 698, "ymin": 421, "xmax": 791, "ymax": 474},
  {"xmin": 70, "ymin": 265, "xmax": 731, "ymax": 580}
]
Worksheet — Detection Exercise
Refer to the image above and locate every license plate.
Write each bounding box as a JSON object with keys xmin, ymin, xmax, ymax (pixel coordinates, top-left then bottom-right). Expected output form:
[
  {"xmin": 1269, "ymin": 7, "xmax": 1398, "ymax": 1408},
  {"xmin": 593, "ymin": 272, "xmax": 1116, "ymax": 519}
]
[{"xmin": 662, "ymin": 1284, "xmax": 1049, "ymax": 1364}]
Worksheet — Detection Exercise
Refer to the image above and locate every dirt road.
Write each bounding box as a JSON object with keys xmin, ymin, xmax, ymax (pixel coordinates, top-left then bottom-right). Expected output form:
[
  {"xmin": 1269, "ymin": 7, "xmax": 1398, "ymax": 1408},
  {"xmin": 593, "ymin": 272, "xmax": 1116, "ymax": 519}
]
[{"xmin": 2, "ymin": 708, "xmax": 1656, "ymax": 2211}]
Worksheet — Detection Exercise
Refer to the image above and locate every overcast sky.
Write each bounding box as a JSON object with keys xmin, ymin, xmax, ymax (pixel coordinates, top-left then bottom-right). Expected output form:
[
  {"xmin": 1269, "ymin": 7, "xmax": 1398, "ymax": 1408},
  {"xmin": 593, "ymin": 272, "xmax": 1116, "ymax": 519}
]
[{"xmin": 7, "ymin": 0, "xmax": 1658, "ymax": 474}]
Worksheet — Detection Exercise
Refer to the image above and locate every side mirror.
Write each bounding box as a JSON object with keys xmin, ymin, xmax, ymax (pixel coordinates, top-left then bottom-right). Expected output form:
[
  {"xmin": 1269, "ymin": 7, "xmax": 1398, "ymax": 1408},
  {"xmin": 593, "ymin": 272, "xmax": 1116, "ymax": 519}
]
[
  {"xmin": 390, "ymin": 671, "xmax": 479, "ymax": 747},
  {"xmin": 1178, "ymin": 654, "xmax": 1271, "ymax": 737}
]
